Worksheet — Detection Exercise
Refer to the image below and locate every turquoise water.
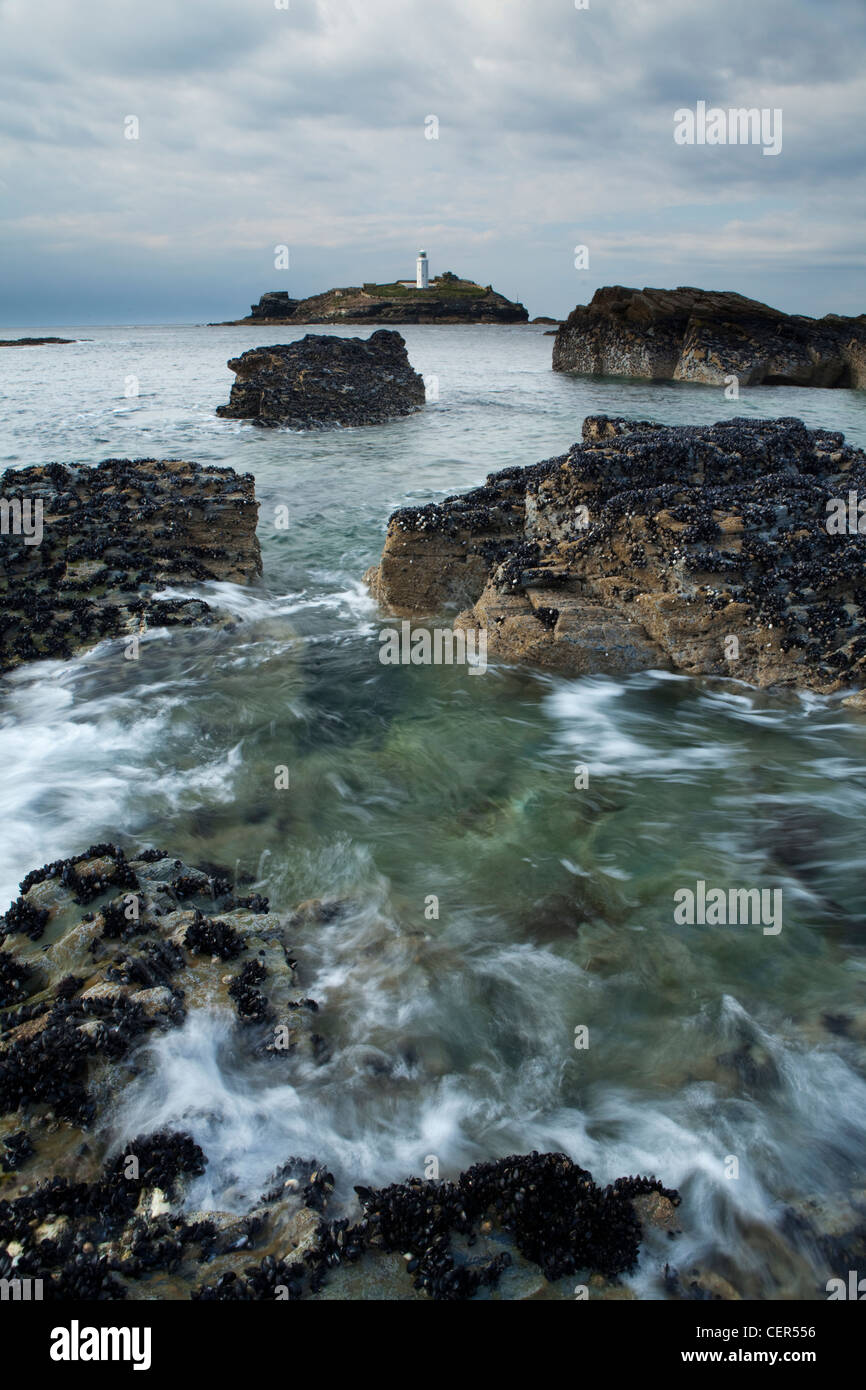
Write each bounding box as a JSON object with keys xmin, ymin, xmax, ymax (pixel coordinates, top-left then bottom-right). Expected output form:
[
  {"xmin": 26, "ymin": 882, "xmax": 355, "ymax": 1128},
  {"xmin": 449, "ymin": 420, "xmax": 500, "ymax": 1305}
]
[{"xmin": 3, "ymin": 323, "xmax": 866, "ymax": 1297}]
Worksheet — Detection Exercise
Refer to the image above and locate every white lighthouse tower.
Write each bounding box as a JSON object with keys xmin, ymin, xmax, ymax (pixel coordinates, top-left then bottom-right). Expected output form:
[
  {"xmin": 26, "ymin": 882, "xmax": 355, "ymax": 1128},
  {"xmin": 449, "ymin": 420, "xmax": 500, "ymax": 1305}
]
[{"xmin": 416, "ymin": 249, "xmax": 429, "ymax": 289}]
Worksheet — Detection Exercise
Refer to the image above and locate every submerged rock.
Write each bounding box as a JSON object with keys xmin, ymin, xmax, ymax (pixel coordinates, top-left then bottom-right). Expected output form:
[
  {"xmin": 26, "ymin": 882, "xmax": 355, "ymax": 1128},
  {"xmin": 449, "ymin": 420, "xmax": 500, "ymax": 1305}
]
[
  {"xmin": 0, "ymin": 844, "xmax": 322, "ymax": 1138},
  {"xmin": 0, "ymin": 458, "xmax": 261, "ymax": 673},
  {"xmin": 553, "ymin": 286, "xmax": 866, "ymax": 389},
  {"xmin": 0, "ymin": 844, "xmax": 683, "ymax": 1301},
  {"xmin": 366, "ymin": 414, "xmax": 866, "ymax": 696},
  {"xmin": 216, "ymin": 330, "xmax": 426, "ymax": 429}
]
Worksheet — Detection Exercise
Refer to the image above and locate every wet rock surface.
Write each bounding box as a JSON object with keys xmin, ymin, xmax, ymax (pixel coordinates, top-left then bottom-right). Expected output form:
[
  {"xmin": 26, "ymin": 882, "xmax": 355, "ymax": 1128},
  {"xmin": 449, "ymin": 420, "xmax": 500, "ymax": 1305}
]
[
  {"xmin": 0, "ymin": 457, "xmax": 261, "ymax": 673},
  {"xmin": 0, "ymin": 843, "xmax": 683, "ymax": 1300},
  {"xmin": 0, "ymin": 846, "xmax": 322, "ymax": 1126},
  {"xmin": 366, "ymin": 413, "xmax": 866, "ymax": 696},
  {"xmin": 553, "ymin": 286, "xmax": 866, "ymax": 389},
  {"xmin": 216, "ymin": 330, "xmax": 426, "ymax": 429},
  {"xmin": 195, "ymin": 1153, "xmax": 680, "ymax": 1302}
]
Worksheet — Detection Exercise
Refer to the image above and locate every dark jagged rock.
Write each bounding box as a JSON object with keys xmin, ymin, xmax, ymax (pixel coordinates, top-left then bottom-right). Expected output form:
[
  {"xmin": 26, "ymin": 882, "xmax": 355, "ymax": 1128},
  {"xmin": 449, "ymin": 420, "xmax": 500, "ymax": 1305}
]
[
  {"xmin": 216, "ymin": 330, "xmax": 426, "ymax": 429},
  {"xmin": 219, "ymin": 277, "xmax": 528, "ymax": 326},
  {"xmin": 2, "ymin": 1129, "xmax": 33, "ymax": 1172},
  {"xmin": 366, "ymin": 414, "xmax": 866, "ymax": 699},
  {"xmin": 194, "ymin": 1151, "xmax": 680, "ymax": 1302},
  {"xmin": 354, "ymin": 1151, "xmax": 679, "ymax": 1297},
  {"xmin": 184, "ymin": 914, "xmax": 245, "ymax": 961},
  {"xmin": 228, "ymin": 960, "xmax": 272, "ymax": 1024},
  {"xmin": 553, "ymin": 286, "xmax": 866, "ymax": 389},
  {"xmin": 0, "ymin": 1129, "xmax": 208, "ymax": 1299},
  {"xmin": 0, "ymin": 458, "xmax": 262, "ymax": 673},
  {"xmin": 0, "ymin": 337, "xmax": 76, "ymax": 347},
  {"xmin": 0, "ymin": 844, "xmax": 322, "ymax": 1130}
]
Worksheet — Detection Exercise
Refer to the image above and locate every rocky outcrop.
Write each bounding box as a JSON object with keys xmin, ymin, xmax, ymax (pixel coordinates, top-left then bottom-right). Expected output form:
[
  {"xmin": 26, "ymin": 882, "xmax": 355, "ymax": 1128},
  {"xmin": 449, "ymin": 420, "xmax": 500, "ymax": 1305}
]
[
  {"xmin": 0, "ymin": 842, "xmax": 680, "ymax": 1301},
  {"xmin": 216, "ymin": 330, "xmax": 426, "ymax": 429},
  {"xmin": 221, "ymin": 278, "xmax": 528, "ymax": 326},
  {"xmin": 0, "ymin": 844, "xmax": 327, "ymax": 1298},
  {"xmin": 366, "ymin": 414, "xmax": 866, "ymax": 698},
  {"xmin": 0, "ymin": 845, "xmax": 322, "ymax": 1129},
  {"xmin": 553, "ymin": 286, "xmax": 866, "ymax": 389},
  {"xmin": 0, "ymin": 458, "xmax": 261, "ymax": 673},
  {"xmin": 0, "ymin": 337, "xmax": 76, "ymax": 347}
]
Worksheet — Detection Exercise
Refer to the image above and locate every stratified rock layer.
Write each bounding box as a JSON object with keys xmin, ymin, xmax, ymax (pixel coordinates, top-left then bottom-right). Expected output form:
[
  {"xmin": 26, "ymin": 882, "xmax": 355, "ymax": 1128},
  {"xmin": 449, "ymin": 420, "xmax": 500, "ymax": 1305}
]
[
  {"xmin": 216, "ymin": 330, "xmax": 426, "ymax": 429},
  {"xmin": 366, "ymin": 414, "xmax": 866, "ymax": 697},
  {"xmin": 0, "ymin": 458, "xmax": 261, "ymax": 672},
  {"xmin": 553, "ymin": 286, "xmax": 866, "ymax": 389}
]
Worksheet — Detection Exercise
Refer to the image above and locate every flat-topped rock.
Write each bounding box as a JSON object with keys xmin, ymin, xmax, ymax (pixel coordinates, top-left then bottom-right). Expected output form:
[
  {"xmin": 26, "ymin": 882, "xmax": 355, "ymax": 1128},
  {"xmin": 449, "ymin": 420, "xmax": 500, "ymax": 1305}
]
[
  {"xmin": 216, "ymin": 330, "xmax": 426, "ymax": 429},
  {"xmin": 0, "ymin": 458, "xmax": 261, "ymax": 672},
  {"xmin": 0, "ymin": 337, "xmax": 76, "ymax": 347},
  {"xmin": 366, "ymin": 414, "xmax": 866, "ymax": 698},
  {"xmin": 553, "ymin": 286, "xmax": 866, "ymax": 389}
]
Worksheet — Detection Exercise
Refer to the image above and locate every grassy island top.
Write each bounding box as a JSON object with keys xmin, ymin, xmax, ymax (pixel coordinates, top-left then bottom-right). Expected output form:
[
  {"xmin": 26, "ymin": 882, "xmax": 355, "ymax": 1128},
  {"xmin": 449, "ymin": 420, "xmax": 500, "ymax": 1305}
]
[{"xmin": 361, "ymin": 274, "xmax": 489, "ymax": 298}]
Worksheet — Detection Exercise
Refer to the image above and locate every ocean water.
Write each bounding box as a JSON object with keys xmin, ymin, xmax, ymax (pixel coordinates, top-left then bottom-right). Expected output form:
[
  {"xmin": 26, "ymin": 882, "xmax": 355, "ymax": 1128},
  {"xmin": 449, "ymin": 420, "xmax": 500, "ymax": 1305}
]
[{"xmin": 3, "ymin": 322, "xmax": 866, "ymax": 1299}]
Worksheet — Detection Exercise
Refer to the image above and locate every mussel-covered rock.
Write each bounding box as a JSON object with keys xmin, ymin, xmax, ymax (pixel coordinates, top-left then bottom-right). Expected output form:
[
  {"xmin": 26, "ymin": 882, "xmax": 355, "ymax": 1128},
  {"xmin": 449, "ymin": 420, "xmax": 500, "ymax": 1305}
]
[{"xmin": 216, "ymin": 331, "xmax": 425, "ymax": 429}]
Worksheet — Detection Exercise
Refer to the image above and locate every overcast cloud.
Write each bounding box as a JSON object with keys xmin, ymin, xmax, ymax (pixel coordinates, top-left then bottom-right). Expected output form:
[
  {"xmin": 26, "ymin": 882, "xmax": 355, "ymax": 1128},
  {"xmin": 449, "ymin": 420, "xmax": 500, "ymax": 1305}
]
[{"xmin": 0, "ymin": 0, "xmax": 863, "ymax": 324}]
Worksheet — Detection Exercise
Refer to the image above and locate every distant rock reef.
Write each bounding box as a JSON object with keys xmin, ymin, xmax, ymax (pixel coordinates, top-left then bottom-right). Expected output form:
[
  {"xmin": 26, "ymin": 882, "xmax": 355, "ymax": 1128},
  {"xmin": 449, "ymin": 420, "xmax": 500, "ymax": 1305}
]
[
  {"xmin": 366, "ymin": 414, "xmax": 866, "ymax": 702},
  {"xmin": 222, "ymin": 275, "xmax": 528, "ymax": 326},
  {"xmin": 0, "ymin": 338, "xmax": 76, "ymax": 348},
  {"xmin": 0, "ymin": 458, "xmax": 261, "ymax": 673},
  {"xmin": 552, "ymin": 286, "xmax": 866, "ymax": 389},
  {"xmin": 216, "ymin": 330, "xmax": 426, "ymax": 429}
]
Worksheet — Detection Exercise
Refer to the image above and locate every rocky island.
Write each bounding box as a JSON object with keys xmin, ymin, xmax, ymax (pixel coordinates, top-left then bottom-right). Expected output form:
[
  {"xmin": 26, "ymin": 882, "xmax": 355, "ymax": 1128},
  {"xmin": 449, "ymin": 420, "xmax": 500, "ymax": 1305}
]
[
  {"xmin": 552, "ymin": 286, "xmax": 866, "ymax": 389},
  {"xmin": 217, "ymin": 329, "xmax": 426, "ymax": 429},
  {"xmin": 0, "ymin": 458, "xmax": 261, "ymax": 673},
  {"xmin": 220, "ymin": 271, "xmax": 528, "ymax": 326},
  {"xmin": 366, "ymin": 414, "xmax": 866, "ymax": 701}
]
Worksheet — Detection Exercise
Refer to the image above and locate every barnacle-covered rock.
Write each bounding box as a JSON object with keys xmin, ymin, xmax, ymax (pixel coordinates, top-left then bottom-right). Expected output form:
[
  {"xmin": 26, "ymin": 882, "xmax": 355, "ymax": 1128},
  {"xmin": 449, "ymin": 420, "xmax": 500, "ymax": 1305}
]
[
  {"xmin": 367, "ymin": 414, "xmax": 866, "ymax": 697},
  {"xmin": 216, "ymin": 331, "xmax": 425, "ymax": 429},
  {"xmin": 0, "ymin": 458, "xmax": 261, "ymax": 673}
]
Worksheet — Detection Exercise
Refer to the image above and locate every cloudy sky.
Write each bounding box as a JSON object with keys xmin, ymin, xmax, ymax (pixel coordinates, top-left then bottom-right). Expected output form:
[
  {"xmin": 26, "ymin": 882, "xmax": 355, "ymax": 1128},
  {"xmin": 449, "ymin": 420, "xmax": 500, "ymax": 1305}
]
[{"xmin": 0, "ymin": 0, "xmax": 863, "ymax": 325}]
